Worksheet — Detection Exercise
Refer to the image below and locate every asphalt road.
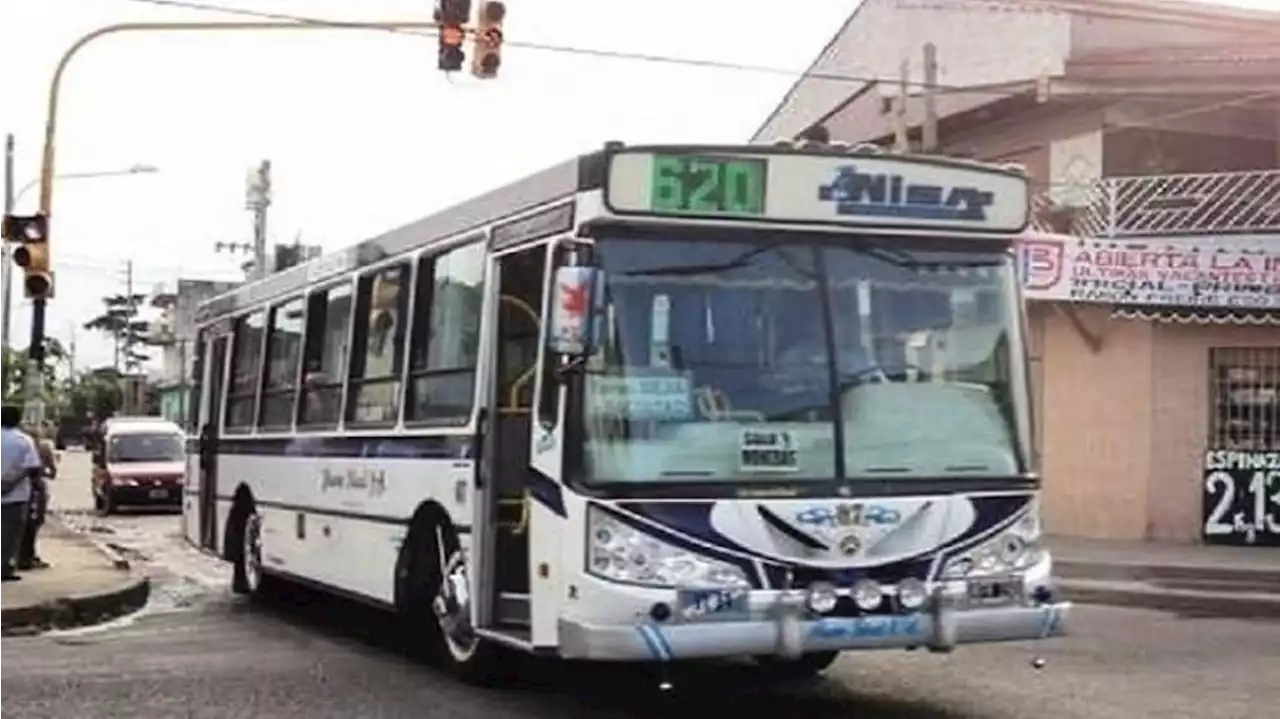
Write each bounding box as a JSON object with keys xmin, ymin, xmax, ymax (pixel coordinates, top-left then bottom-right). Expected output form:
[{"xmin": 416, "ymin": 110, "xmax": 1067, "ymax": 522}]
[{"xmin": 6, "ymin": 451, "xmax": 1275, "ymax": 719}]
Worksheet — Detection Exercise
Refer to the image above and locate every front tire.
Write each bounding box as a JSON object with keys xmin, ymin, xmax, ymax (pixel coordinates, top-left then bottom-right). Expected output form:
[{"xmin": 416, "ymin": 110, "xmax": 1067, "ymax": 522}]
[
  {"xmin": 231, "ymin": 499, "xmax": 274, "ymax": 599},
  {"xmin": 95, "ymin": 488, "xmax": 116, "ymax": 516},
  {"xmin": 398, "ymin": 517, "xmax": 502, "ymax": 684}
]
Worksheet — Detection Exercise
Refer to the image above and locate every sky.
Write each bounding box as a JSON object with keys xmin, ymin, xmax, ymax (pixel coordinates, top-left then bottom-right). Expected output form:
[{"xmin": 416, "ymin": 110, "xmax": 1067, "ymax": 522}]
[
  {"xmin": 0, "ymin": 0, "xmax": 855, "ymax": 372},
  {"xmin": 2, "ymin": 0, "xmax": 1277, "ymax": 373}
]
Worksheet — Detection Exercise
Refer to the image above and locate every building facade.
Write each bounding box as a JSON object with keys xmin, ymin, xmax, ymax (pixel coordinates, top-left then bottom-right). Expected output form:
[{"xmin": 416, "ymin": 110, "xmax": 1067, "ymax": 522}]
[
  {"xmin": 755, "ymin": 0, "xmax": 1280, "ymax": 545},
  {"xmin": 150, "ymin": 279, "xmax": 240, "ymax": 424}
]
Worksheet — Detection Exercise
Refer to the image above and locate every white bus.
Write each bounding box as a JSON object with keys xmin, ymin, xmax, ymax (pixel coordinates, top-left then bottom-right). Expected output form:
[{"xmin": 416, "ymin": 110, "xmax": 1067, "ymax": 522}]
[{"xmin": 183, "ymin": 141, "xmax": 1070, "ymax": 683}]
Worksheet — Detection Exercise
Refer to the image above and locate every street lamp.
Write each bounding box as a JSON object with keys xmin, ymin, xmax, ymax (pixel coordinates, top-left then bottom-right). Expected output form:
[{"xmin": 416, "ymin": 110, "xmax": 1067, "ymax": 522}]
[
  {"xmin": 12, "ymin": 163, "xmax": 159, "ymax": 207},
  {"xmin": 2, "ymin": 162, "xmax": 160, "ymax": 352}
]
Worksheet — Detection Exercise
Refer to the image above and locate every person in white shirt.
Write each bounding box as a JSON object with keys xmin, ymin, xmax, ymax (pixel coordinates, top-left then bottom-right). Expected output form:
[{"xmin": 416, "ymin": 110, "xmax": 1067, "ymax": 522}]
[{"xmin": 2, "ymin": 404, "xmax": 44, "ymax": 581}]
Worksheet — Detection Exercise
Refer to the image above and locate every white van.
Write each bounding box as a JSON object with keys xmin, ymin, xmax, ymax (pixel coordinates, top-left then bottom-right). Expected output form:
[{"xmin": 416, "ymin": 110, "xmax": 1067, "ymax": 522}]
[{"xmin": 92, "ymin": 417, "xmax": 187, "ymax": 515}]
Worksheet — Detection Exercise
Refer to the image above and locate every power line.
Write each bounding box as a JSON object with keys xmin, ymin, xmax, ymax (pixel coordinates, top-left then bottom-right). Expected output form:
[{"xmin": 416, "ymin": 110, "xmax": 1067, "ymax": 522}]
[
  {"xmin": 112, "ymin": 0, "xmax": 1034, "ymax": 96},
  {"xmin": 115, "ymin": 0, "xmax": 1280, "ymax": 129}
]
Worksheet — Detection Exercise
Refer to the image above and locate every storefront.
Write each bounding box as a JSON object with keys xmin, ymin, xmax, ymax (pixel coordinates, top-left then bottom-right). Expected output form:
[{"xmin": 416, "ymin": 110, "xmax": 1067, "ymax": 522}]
[{"xmin": 1020, "ymin": 232, "xmax": 1279, "ymax": 546}]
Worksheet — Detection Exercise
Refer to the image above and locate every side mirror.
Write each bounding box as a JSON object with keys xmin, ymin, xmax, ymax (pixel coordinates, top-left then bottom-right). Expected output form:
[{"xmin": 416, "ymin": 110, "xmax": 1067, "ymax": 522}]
[{"xmin": 546, "ymin": 265, "xmax": 603, "ymax": 357}]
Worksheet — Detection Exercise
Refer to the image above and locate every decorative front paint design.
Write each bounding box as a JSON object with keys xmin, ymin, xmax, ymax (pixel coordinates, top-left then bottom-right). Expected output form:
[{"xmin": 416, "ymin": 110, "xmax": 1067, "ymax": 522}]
[{"xmin": 614, "ymin": 493, "xmax": 1033, "ymax": 588}]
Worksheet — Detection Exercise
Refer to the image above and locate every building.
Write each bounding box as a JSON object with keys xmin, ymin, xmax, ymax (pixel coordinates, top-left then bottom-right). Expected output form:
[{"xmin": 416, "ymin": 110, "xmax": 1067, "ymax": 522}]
[
  {"xmin": 149, "ymin": 279, "xmax": 240, "ymax": 424},
  {"xmin": 755, "ymin": 0, "xmax": 1280, "ymax": 546}
]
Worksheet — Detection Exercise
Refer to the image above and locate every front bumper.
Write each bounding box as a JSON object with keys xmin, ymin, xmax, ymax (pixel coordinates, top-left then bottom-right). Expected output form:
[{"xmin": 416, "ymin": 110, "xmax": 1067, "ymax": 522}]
[
  {"xmin": 558, "ymin": 594, "xmax": 1071, "ymax": 662},
  {"xmin": 104, "ymin": 483, "xmax": 183, "ymax": 506}
]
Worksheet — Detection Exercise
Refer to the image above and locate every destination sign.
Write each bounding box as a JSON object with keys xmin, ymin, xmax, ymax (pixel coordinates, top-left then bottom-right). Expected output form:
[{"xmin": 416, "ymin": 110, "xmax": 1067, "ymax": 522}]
[{"xmin": 605, "ymin": 148, "xmax": 1030, "ymax": 233}]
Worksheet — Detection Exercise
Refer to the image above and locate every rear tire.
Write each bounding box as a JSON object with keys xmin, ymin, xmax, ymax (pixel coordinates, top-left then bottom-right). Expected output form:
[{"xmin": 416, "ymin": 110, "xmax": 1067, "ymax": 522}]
[
  {"xmin": 755, "ymin": 651, "xmax": 840, "ymax": 679},
  {"xmin": 398, "ymin": 516, "xmax": 503, "ymax": 684}
]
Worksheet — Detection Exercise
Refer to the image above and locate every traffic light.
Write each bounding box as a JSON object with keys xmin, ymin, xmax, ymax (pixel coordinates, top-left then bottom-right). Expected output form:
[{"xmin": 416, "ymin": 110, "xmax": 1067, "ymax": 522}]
[
  {"xmin": 435, "ymin": 0, "xmax": 471, "ymax": 72},
  {"xmin": 1, "ymin": 213, "xmax": 53, "ymax": 299},
  {"xmin": 470, "ymin": 1, "xmax": 506, "ymax": 79}
]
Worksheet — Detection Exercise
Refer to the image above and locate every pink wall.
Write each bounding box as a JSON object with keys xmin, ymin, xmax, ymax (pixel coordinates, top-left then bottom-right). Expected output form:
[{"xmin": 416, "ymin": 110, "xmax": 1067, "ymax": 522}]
[{"xmin": 1032, "ymin": 302, "xmax": 1278, "ymax": 543}]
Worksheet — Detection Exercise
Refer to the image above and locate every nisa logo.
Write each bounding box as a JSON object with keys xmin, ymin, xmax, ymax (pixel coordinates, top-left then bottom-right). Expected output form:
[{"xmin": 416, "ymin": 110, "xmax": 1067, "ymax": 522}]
[{"xmin": 818, "ymin": 165, "xmax": 994, "ymax": 222}]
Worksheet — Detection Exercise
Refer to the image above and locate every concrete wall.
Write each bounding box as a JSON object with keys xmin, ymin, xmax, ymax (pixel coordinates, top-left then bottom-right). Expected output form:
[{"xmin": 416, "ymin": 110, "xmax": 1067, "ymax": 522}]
[{"xmin": 1032, "ymin": 304, "xmax": 1278, "ymax": 543}]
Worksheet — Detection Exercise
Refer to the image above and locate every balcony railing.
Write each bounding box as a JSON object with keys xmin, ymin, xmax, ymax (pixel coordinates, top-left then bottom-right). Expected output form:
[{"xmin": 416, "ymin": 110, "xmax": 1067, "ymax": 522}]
[{"xmin": 1032, "ymin": 169, "xmax": 1280, "ymax": 238}]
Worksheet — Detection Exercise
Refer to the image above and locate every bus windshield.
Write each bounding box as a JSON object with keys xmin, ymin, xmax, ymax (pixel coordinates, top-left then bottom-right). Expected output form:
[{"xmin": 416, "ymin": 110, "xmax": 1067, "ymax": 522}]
[{"xmin": 579, "ymin": 233, "xmax": 1028, "ymax": 485}]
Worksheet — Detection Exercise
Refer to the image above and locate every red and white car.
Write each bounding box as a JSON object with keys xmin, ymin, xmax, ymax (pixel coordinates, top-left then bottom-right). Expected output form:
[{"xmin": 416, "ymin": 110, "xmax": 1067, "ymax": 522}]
[{"xmin": 92, "ymin": 418, "xmax": 186, "ymax": 515}]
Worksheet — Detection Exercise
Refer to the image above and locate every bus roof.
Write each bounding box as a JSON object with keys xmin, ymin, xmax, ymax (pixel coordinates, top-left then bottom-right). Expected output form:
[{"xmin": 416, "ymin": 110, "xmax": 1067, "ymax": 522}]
[{"xmin": 195, "ymin": 142, "xmax": 1030, "ymax": 325}]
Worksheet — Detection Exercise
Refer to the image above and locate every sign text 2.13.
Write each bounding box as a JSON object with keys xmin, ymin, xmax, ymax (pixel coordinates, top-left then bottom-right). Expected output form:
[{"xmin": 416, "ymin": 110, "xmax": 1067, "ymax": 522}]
[{"xmin": 1202, "ymin": 449, "xmax": 1280, "ymax": 547}]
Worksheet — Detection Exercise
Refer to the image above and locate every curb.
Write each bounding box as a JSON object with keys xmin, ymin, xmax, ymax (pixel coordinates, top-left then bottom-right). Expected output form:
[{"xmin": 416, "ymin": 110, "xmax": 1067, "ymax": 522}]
[
  {"xmin": 1, "ymin": 575, "xmax": 150, "ymax": 637},
  {"xmin": 1055, "ymin": 560, "xmax": 1280, "ymax": 592},
  {"xmin": 1, "ymin": 517, "xmax": 150, "ymax": 637},
  {"xmin": 1059, "ymin": 579, "xmax": 1280, "ymax": 621}
]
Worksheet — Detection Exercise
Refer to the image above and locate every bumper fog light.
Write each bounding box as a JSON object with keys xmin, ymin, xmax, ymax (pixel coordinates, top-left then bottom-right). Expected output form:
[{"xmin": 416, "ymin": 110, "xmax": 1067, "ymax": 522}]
[
  {"xmin": 852, "ymin": 579, "xmax": 884, "ymax": 611},
  {"xmin": 806, "ymin": 583, "xmax": 839, "ymax": 614},
  {"xmin": 897, "ymin": 578, "xmax": 928, "ymax": 610}
]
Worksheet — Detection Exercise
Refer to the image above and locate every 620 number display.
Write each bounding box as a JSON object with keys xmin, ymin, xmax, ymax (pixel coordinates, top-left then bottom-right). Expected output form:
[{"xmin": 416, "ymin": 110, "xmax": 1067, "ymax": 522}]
[{"xmin": 649, "ymin": 155, "xmax": 766, "ymax": 217}]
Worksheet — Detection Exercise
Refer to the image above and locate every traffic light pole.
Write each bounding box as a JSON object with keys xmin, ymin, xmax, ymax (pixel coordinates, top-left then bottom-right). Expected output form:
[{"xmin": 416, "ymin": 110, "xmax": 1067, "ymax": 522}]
[
  {"xmin": 24, "ymin": 292, "xmax": 47, "ymax": 424},
  {"xmin": 28, "ymin": 18, "xmax": 447, "ymax": 421}
]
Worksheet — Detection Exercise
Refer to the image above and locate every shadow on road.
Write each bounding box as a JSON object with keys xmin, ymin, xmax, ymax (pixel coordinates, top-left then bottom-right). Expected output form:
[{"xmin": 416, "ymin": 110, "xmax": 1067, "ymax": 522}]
[{"xmin": 240, "ymin": 581, "xmax": 973, "ymax": 719}]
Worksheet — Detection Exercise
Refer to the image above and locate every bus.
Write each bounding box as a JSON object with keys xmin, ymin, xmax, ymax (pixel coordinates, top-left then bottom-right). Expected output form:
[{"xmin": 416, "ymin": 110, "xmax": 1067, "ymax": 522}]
[{"xmin": 183, "ymin": 141, "xmax": 1070, "ymax": 683}]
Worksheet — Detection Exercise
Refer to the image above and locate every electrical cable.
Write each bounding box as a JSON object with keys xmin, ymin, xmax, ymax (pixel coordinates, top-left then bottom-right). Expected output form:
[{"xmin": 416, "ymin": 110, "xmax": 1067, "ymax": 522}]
[
  {"xmin": 112, "ymin": 0, "xmax": 1279, "ymax": 133},
  {"xmin": 111, "ymin": 0, "xmax": 1050, "ymax": 96}
]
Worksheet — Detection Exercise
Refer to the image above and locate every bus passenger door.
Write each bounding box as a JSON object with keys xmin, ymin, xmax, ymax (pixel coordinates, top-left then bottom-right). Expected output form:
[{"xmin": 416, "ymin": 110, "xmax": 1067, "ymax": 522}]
[
  {"xmin": 476, "ymin": 245, "xmax": 547, "ymax": 641},
  {"xmin": 192, "ymin": 335, "xmax": 228, "ymax": 552}
]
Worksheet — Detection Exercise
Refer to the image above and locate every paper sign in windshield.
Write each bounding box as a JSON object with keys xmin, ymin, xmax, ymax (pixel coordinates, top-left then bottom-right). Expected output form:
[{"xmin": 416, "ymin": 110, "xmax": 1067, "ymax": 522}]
[
  {"xmin": 740, "ymin": 429, "xmax": 799, "ymax": 473},
  {"xmin": 588, "ymin": 374, "xmax": 693, "ymax": 421}
]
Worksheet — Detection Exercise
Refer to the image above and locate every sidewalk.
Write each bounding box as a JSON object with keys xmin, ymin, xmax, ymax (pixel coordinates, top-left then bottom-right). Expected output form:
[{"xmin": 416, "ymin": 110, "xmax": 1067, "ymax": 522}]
[
  {"xmin": 1050, "ymin": 535, "xmax": 1280, "ymax": 619},
  {"xmin": 1, "ymin": 518, "xmax": 150, "ymax": 636}
]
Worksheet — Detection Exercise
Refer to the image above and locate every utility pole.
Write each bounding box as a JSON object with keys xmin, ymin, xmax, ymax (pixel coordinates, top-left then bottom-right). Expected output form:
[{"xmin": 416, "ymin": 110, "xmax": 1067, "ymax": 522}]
[
  {"xmin": 894, "ymin": 58, "xmax": 910, "ymax": 152},
  {"xmin": 121, "ymin": 259, "xmax": 135, "ymax": 414},
  {"xmin": 245, "ymin": 160, "xmax": 272, "ymax": 280},
  {"xmin": 2, "ymin": 133, "xmax": 13, "ymax": 354},
  {"xmin": 922, "ymin": 43, "xmax": 939, "ymax": 152}
]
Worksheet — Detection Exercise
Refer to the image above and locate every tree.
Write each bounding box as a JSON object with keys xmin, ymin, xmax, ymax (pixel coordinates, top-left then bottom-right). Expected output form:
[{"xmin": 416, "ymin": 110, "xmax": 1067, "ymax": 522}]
[
  {"xmin": 84, "ymin": 293, "xmax": 152, "ymax": 372},
  {"xmin": 2, "ymin": 338, "xmax": 69, "ymax": 405},
  {"xmin": 64, "ymin": 368, "xmax": 124, "ymax": 421}
]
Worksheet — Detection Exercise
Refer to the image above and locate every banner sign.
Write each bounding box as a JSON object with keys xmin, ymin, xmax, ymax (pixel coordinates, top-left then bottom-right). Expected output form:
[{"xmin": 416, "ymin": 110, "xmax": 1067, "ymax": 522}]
[
  {"xmin": 1202, "ymin": 449, "xmax": 1280, "ymax": 547},
  {"xmin": 1019, "ymin": 234, "xmax": 1280, "ymax": 310}
]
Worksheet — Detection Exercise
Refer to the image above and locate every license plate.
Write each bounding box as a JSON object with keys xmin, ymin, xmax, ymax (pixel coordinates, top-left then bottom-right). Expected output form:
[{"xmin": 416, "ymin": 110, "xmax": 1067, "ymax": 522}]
[
  {"xmin": 149, "ymin": 489, "xmax": 169, "ymax": 499},
  {"xmin": 967, "ymin": 577, "xmax": 1020, "ymax": 606},
  {"xmin": 675, "ymin": 587, "xmax": 750, "ymax": 621}
]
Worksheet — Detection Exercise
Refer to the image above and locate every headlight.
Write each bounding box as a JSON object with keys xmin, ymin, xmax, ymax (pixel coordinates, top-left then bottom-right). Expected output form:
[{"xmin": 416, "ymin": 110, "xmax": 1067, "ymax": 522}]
[
  {"xmin": 940, "ymin": 503, "xmax": 1045, "ymax": 579},
  {"xmin": 587, "ymin": 506, "xmax": 750, "ymax": 589}
]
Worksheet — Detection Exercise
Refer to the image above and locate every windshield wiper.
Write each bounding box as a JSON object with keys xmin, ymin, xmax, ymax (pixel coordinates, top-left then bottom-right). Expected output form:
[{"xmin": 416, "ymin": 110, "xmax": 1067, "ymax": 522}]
[{"xmin": 621, "ymin": 243, "xmax": 786, "ymax": 278}]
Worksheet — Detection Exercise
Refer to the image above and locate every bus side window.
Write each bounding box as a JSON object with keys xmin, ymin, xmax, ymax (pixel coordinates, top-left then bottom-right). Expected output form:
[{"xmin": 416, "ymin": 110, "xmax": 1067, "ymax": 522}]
[
  {"xmin": 298, "ymin": 282, "xmax": 354, "ymax": 428},
  {"xmin": 258, "ymin": 297, "xmax": 305, "ymax": 430},
  {"xmin": 346, "ymin": 262, "xmax": 412, "ymax": 425},
  {"xmin": 404, "ymin": 241, "xmax": 485, "ymax": 425},
  {"xmin": 224, "ymin": 311, "xmax": 266, "ymax": 433}
]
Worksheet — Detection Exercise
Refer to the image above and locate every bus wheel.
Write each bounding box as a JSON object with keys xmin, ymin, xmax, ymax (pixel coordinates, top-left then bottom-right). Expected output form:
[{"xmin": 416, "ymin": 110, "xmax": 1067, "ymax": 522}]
[
  {"xmin": 402, "ymin": 518, "xmax": 500, "ymax": 683},
  {"xmin": 755, "ymin": 651, "xmax": 840, "ymax": 679},
  {"xmin": 231, "ymin": 500, "xmax": 271, "ymax": 599}
]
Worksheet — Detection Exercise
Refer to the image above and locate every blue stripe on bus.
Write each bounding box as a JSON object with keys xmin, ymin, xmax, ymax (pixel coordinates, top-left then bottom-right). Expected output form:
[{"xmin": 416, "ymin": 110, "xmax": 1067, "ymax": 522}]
[{"xmin": 213, "ymin": 435, "xmax": 474, "ymax": 459}]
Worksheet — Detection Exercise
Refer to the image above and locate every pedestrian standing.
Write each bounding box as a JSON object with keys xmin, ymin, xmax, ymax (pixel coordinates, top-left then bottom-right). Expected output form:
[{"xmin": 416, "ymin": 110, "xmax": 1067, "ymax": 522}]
[
  {"xmin": 17, "ymin": 423, "xmax": 58, "ymax": 570},
  {"xmin": 2, "ymin": 404, "xmax": 43, "ymax": 582}
]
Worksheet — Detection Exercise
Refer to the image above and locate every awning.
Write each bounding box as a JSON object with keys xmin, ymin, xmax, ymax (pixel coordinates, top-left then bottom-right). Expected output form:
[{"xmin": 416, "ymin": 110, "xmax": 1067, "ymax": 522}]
[{"xmin": 1111, "ymin": 306, "xmax": 1280, "ymax": 326}]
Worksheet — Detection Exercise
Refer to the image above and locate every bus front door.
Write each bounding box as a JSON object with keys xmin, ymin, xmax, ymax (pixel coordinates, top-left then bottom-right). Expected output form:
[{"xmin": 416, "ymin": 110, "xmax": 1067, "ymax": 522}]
[{"xmin": 193, "ymin": 335, "xmax": 228, "ymax": 553}]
